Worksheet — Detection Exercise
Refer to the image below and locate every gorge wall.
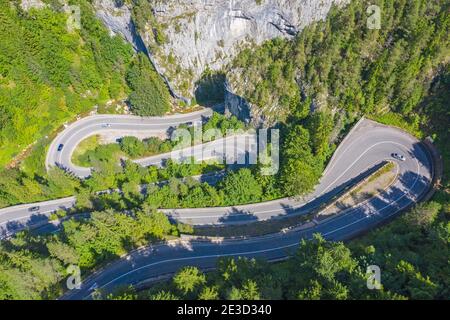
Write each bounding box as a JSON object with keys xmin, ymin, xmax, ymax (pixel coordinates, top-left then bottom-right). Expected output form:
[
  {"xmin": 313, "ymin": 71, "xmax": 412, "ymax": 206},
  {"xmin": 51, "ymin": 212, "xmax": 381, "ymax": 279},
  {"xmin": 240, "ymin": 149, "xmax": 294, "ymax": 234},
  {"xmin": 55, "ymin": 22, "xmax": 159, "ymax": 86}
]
[{"xmin": 94, "ymin": 0, "xmax": 348, "ymax": 124}]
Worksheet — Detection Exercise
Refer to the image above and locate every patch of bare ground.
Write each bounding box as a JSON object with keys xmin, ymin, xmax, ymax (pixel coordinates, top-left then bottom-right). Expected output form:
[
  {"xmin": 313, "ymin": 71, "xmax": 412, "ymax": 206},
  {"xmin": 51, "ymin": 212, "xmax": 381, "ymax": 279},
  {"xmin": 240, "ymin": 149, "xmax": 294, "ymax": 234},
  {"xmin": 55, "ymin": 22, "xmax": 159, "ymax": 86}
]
[{"xmin": 319, "ymin": 162, "xmax": 398, "ymax": 218}]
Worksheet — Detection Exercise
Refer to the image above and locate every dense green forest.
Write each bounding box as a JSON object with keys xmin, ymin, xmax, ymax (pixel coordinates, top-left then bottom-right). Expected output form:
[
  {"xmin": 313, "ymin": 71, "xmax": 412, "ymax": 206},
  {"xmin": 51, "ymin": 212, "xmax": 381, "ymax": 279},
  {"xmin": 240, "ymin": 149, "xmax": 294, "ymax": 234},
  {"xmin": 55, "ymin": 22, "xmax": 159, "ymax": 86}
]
[
  {"xmin": 0, "ymin": 0, "xmax": 448, "ymax": 300},
  {"xmin": 0, "ymin": 0, "xmax": 134, "ymax": 166},
  {"xmin": 104, "ymin": 200, "xmax": 448, "ymax": 300},
  {"xmin": 0, "ymin": 204, "xmax": 182, "ymax": 299},
  {"xmin": 231, "ymin": 0, "xmax": 449, "ymax": 125},
  {"xmin": 231, "ymin": 0, "xmax": 449, "ymax": 195}
]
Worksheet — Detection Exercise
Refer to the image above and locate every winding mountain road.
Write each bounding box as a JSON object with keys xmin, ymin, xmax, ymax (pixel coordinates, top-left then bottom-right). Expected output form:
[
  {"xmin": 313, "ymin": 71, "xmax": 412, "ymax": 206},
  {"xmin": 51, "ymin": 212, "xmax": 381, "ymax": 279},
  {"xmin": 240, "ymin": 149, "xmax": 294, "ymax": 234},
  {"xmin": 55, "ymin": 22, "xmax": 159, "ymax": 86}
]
[
  {"xmin": 0, "ymin": 110, "xmax": 434, "ymax": 299},
  {"xmin": 60, "ymin": 117, "xmax": 433, "ymax": 299},
  {"xmin": 45, "ymin": 109, "xmax": 214, "ymax": 178},
  {"xmin": 1, "ymin": 114, "xmax": 432, "ymax": 233}
]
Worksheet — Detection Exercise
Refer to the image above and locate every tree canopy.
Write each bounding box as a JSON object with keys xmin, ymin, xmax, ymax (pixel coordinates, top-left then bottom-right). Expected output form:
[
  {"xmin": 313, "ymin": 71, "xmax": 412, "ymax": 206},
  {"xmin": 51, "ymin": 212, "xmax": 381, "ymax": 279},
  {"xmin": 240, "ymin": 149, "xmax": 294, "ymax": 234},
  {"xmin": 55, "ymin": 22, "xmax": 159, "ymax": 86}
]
[{"xmin": 126, "ymin": 52, "xmax": 171, "ymax": 116}]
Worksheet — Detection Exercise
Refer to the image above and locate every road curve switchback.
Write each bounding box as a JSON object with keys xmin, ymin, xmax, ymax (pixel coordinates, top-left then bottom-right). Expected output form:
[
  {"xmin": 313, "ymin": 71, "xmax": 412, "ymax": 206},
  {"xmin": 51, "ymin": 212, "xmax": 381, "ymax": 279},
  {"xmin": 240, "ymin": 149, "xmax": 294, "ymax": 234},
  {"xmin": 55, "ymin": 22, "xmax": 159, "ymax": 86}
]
[
  {"xmin": 1, "ymin": 115, "xmax": 432, "ymax": 237},
  {"xmin": 0, "ymin": 110, "xmax": 434, "ymax": 298},
  {"xmin": 56, "ymin": 117, "xmax": 433, "ymax": 299},
  {"xmin": 45, "ymin": 108, "xmax": 213, "ymax": 178}
]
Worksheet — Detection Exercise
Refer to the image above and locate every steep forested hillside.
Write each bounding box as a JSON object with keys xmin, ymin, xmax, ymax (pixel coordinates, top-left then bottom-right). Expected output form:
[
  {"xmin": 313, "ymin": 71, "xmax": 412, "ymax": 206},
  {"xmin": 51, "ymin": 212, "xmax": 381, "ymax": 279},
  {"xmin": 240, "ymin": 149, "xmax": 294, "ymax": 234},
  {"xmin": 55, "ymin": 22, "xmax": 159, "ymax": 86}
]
[
  {"xmin": 0, "ymin": 205, "xmax": 179, "ymax": 299},
  {"xmin": 0, "ymin": 0, "xmax": 133, "ymax": 166},
  {"xmin": 229, "ymin": 0, "xmax": 449, "ymax": 128},
  {"xmin": 0, "ymin": 0, "xmax": 174, "ymax": 208},
  {"xmin": 228, "ymin": 0, "xmax": 449, "ymax": 197},
  {"xmin": 0, "ymin": 0, "xmax": 448, "ymax": 301}
]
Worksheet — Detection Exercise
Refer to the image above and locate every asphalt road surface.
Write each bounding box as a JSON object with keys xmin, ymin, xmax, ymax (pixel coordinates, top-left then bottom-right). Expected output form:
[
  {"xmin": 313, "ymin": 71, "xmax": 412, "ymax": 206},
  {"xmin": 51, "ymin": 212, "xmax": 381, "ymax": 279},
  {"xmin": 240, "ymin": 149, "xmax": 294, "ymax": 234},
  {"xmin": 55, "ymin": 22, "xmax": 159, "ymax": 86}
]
[
  {"xmin": 45, "ymin": 108, "xmax": 213, "ymax": 178},
  {"xmin": 0, "ymin": 112, "xmax": 433, "ymax": 299},
  {"xmin": 0, "ymin": 111, "xmax": 433, "ymax": 299},
  {"xmin": 63, "ymin": 152, "xmax": 431, "ymax": 300},
  {"xmin": 57, "ymin": 116, "xmax": 433, "ymax": 299},
  {"xmin": 0, "ymin": 116, "xmax": 432, "ymax": 242}
]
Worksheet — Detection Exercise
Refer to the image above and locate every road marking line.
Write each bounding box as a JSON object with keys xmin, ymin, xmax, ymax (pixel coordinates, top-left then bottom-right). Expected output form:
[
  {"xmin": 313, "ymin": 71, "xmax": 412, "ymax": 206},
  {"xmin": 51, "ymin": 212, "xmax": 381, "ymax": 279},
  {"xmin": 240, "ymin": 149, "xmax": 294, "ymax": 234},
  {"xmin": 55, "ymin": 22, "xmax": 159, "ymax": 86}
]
[
  {"xmin": 79, "ymin": 154, "xmax": 428, "ymax": 298},
  {"xmin": 0, "ymin": 209, "xmax": 57, "ymax": 226}
]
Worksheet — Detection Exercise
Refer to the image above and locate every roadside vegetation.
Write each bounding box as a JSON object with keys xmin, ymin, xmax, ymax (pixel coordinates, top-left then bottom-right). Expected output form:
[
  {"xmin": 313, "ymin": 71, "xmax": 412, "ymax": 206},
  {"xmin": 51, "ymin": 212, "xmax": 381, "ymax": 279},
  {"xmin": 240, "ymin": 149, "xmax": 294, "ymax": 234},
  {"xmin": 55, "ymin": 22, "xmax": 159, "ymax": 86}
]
[
  {"xmin": 0, "ymin": 203, "xmax": 183, "ymax": 299},
  {"xmin": 72, "ymin": 135, "xmax": 101, "ymax": 167},
  {"xmin": 0, "ymin": 196, "xmax": 446, "ymax": 299},
  {"xmin": 0, "ymin": 0, "xmax": 133, "ymax": 167},
  {"xmin": 195, "ymin": 161, "xmax": 399, "ymax": 238},
  {"xmin": 106, "ymin": 200, "xmax": 448, "ymax": 300},
  {"xmin": 72, "ymin": 135, "xmax": 174, "ymax": 168},
  {"xmin": 72, "ymin": 112, "xmax": 245, "ymax": 168},
  {"xmin": 0, "ymin": 0, "xmax": 448, "ymax": 301}
]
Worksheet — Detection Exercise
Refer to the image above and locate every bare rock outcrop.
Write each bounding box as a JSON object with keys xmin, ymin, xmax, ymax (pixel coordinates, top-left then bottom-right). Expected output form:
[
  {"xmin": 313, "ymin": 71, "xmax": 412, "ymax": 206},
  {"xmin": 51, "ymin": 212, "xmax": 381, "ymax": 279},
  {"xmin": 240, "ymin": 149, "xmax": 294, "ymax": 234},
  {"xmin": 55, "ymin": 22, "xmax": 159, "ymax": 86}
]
[{"xmin": 93, "ymin": 0, "xmax": 348, "ymax": 124}]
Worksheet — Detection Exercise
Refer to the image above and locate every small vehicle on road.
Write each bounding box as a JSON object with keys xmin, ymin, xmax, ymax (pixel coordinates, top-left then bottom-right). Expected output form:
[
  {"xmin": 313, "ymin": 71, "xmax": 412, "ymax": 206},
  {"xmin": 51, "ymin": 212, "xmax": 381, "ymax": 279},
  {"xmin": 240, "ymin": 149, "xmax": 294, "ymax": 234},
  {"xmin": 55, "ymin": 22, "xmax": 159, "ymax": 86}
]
[
  {"xmin": 89, "ymin": 283, "xmax": 98, "ymax": 291},
  {"xmin": 392, "ymin": 153, "xmax": 406, "ymax": 161},
  {"xmin": 102, "ymin": 123, "xmax": 112, "ymax": 128},
  {"xmin": 57, "ymin": 144, "xmax": 64, "ymax": 152},
  {"xmin": 28, "ymin": 206, "xmax": 40, "ymax": 212}
]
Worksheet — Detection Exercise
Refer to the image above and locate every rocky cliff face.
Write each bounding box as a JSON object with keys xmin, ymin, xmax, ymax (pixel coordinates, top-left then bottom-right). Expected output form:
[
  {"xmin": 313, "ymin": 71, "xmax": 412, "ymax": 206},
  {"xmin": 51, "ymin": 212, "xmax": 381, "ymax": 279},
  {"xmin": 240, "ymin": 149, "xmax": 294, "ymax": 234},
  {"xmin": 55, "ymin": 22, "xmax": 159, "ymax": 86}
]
[
  {"xmin": 94, "ymin": 0, "xmax": 347, "ymax": 123},
  {"xmin": 20, "ymin": 0, "xmax": 46, "ymax": 11},
  {"xmin": 95, "ymin": 0, "xmax": 137, "ymax": 49},
  {"xmin": 147, "ymin": 0, "xmax": 347, "ymax": 102}
]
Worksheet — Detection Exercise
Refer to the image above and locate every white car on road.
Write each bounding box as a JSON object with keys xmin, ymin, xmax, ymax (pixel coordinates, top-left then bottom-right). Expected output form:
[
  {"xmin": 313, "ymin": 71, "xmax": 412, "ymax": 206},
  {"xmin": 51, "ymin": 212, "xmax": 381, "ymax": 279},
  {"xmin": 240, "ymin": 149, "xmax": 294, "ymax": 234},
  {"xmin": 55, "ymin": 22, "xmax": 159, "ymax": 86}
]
[{"xmin": 392, "ymin": 153, "xmax": 406, "ymax": 161}]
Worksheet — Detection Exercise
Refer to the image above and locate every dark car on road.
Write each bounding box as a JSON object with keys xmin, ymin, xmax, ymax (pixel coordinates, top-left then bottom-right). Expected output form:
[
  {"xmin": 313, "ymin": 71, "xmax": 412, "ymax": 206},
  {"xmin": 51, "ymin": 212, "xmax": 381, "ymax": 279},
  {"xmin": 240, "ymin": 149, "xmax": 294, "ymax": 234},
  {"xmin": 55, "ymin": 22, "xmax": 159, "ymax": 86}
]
[
  {"xmin": 28, "ymin": 206, "xmax": 40, "ymax": 212},
  {"xmin": 57, "ymin": 144, "xmax": 64, "ymax": 151}
]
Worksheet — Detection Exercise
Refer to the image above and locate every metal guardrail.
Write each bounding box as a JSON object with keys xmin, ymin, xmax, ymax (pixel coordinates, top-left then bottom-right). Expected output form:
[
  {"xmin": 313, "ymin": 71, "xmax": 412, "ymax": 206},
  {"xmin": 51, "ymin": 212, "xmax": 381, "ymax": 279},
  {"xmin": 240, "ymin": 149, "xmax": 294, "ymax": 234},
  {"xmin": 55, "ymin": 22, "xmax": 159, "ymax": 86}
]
[{"xmin": 420, "ymin": 137, "xmax": 443, "ymax": 202}]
